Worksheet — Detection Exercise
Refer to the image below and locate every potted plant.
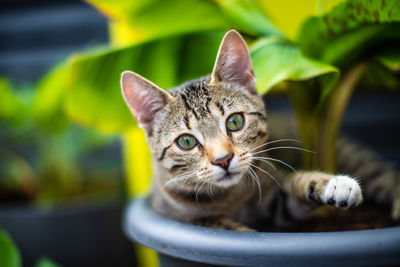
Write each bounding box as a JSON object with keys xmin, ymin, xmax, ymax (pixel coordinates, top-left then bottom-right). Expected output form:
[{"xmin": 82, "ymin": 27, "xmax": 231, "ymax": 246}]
[{"xmin": 41, "ymin": 0, "xmax": 400, "ymax": 266}]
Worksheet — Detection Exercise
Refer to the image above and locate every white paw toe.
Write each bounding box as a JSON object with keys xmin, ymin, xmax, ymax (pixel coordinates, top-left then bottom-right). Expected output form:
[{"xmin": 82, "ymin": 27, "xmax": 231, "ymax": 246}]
[{"xmin": 321, "ymin": 175, "xmax": 363, "ymax": 209}]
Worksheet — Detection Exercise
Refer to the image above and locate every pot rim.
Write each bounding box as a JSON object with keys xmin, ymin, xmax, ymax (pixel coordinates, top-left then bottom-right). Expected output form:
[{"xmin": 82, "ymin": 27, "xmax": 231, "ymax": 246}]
[{"xmin": 124, "ymin": 197, "xmax": 400, "ymax": 267}]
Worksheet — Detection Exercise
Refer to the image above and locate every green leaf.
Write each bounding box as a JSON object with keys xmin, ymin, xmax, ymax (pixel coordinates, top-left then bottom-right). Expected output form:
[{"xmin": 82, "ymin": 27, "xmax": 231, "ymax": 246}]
[
  {"xmin": 251, "ymin": 37, "xmax": 339, "ymax": 95},
  {"xmin": 87, "ymin": 0, "xmax": 229, "ymax": 45},
  {"xmin": 65, "ymin": 32, "xmax": 225, "ymax": 133},
  {"xmin": 34, "ymin": 257, "xmax": 60, "ymax": 267},
  {"xmin": 377, "ymin": 47, "xmax": 400, "ymax": 71},
  {"xmin": 359, "ymin": 61, "xmax": 400, "ymax": 90},
  {"xmin": 65, "ymin": 45, "xmax": 137, "ymax": 132},
  {"xmin": 216, "ymin": 0, "xmax": 283, "ymax": 37},
  {"xmin": 316, "ymin": 24, "xmax": 400, "ymax": 67},
  {"xmin": 255, "ymin": 0, "xmax": 345, "ymax": 40},
  {"xmin": 297, "ymin": 0, "xmax": 400, "ymax": 66},
  {"xmin": 0, "ymin": 228, "xmax": 21, "ymax": 267},
  {"xmin": 31, "ymin": 62, "xmax": 70, "ymax": 132},
  {"xmin": 0, "ymin": 78, "xmax": 25, "ymax": 123}
]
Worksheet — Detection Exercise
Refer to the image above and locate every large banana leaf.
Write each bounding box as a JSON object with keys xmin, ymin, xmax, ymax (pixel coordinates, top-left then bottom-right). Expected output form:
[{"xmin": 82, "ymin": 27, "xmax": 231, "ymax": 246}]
[
  {"xmin": 65, "ymin": 32, "xmax": 225, "ymax": 133},
  {"xmin": 297, "ymin": 0, "xmax": 400, "ymax": 67},
  {"xmin": 256, "ymin": 0, "xmax": 344, "ymax": 39},
  {"xmin": 86, "ymin": 0, "xmax": 229, "ymax": 45},
  {"xmin": 215, "ymin": 0, "xmax": 283, "ymax": 37}
]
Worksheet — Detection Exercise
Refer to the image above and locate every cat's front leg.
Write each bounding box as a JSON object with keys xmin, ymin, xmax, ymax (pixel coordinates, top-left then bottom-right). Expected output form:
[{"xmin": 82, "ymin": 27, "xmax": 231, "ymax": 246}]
[{"xmin": 282, "ymin": 171, "xmax": 363, "ymax": 222}]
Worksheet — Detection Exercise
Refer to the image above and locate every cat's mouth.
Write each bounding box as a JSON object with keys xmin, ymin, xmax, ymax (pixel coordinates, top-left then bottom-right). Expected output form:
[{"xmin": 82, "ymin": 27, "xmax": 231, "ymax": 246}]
[{"xmin": 217, "ymin": 171, "xmax": 241, "ymax": 182}]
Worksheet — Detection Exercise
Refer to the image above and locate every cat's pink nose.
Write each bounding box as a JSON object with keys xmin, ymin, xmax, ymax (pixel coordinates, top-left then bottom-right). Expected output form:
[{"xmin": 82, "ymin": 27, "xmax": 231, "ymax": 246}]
[{"xmin": 211, "ymin": 153, "xmax": 233, "ymax": 170}]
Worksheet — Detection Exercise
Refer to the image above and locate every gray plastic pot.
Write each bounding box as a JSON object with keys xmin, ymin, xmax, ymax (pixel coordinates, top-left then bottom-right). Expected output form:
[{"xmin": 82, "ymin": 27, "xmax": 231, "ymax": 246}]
[{"xmin": 124, "ymin": 197, "xmax": 400, "ymax": 267}]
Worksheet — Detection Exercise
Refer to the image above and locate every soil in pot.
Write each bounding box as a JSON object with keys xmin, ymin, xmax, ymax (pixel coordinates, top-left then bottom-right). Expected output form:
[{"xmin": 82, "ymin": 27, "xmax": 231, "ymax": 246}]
[{"xmin": 257, "ymin": 204, "xmax": 400, "ymax": 232}]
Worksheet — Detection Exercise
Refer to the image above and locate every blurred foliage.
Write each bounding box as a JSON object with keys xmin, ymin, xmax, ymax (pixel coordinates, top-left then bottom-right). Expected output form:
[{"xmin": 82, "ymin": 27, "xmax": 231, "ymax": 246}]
[
  {"xmin": 0, "ymin": 73, "xmax": 123, "ymax": 205},
  {"xmin": 360, "ymin": 61, "xmax": 400, "ymax": 90},
  {"xmin": 31, "ymin": 63, "xmax": 70, "ymax": 133},
  {"xmin": 0, "ymin": 228, "xmax": 60, "ymax": 267},
  {"xmin": 0, "ymin": 79, "xmax": 26, "ymax": 125},
  {"xmin": 377, "ymin": 47, "xmax": 400, "ymax": 71},
  {"xmin": 0, "ymin": 228, "xmax": 21, "ymax": 267},
  {"xmin": 34, "ymin": 258, "xmax": 61, "ymax": 267}
]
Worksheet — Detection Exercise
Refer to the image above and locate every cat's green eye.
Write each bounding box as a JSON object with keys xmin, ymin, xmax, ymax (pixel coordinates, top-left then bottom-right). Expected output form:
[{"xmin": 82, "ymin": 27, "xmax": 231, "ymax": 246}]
[
  {"xmin": 176, "ymin": 134, "xmax": 198, "ymax": 150},
  {"xmin": 226, "ymin": 113, "xmax": 245, "ymax": 132}
]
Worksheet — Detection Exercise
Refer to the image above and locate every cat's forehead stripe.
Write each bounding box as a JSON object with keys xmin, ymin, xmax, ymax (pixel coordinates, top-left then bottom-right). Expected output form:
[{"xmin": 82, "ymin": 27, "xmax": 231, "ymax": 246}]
[
  {"xmin": 176, "ymin": 81, "xmax": 213, "ymax": 120},
  {"xmin": 180, "ymin": 94, "xmax": 199, "ymax": 120},
  {"xmin": 183, "ymin": 113, "xmax": 191, "ymax": 130}
]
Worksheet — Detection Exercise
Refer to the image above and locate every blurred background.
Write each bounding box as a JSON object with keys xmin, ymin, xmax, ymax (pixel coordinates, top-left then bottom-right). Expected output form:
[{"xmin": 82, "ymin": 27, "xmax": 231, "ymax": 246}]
[
  {"xmin": 0, "ymin": 1, "xmax": 134, "ymax": 266},
  {"xmin": 1, "ymin": 0, "xmax": 108, "ymax": 84},
  {"xmin": 0, "ymin": 0, "xmax": 399, "ymax": 266}
]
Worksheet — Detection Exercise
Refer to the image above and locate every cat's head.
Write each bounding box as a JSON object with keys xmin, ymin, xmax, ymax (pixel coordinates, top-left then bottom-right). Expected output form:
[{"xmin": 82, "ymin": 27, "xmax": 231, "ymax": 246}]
[{"xmin": 121, "ymin": 30, "xmax": 267, "ymax": 189}]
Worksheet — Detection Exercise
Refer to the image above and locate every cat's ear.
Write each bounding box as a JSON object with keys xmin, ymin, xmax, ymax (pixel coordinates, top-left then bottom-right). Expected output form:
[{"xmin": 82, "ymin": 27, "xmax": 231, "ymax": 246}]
[
  {"xmin": 210, "ymin": 30, "xmax": 256, "ymax": 93},
  {"xmin": 121, "ymin": 71, "xmax": 171, "ymax": 132}
]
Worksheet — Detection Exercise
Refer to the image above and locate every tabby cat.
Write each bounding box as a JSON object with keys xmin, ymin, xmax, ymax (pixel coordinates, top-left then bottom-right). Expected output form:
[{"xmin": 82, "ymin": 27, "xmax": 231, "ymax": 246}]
[{"xmin": 121, "ymin": 30, "xmax": 400, "ymax": 231}]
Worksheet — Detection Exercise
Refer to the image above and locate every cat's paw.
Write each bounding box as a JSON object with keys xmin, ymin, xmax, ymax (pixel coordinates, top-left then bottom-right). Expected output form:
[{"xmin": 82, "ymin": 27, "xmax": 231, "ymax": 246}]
[{"xmin": 320, "ymin": 175, "xmax": 363, "ymax": 209}]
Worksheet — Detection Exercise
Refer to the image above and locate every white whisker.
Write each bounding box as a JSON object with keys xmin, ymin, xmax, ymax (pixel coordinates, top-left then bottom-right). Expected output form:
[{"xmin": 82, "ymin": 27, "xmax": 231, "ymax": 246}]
[
  {"xmin": 166, "ymin": 172, "xmax": 195, "ymax": 184},
  {"xmin": 250, "ymin": 163, "xmax": 285, "ymax": 192},
  {"xmin": 248, "ymin": 138, "xmax": 302, "ymax": 153},
  {"xmin": 252, "ymin": 156, "xmax": 298, "ymax": 174},
  {"xmin": 246, "ymin": 169, "xmax": 256, "ymax": 194},
  {"xmin": 164, "ymin": 170, "xmax": 197, "ymax": 187},
  {"xmin": 253, "ymin": 157, "xmax": 276, "ymax": 170},
  {"xmin": 248, "ymin": 166, "xmax": 262, "ymax": 204},
  {"xmin": 252, "ymin": 146, "xmax": 315, "ymax": 155}
]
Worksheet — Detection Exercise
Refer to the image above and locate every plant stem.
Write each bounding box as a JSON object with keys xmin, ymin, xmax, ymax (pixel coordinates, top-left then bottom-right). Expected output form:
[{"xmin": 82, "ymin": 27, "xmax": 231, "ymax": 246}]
[
  {"xmin": 316, "ymin": 62, "xmax": 369, "ymax": 172},
  {"xmin": 287, "ymin": 81, "xmax": 319, "ymax": 170}
]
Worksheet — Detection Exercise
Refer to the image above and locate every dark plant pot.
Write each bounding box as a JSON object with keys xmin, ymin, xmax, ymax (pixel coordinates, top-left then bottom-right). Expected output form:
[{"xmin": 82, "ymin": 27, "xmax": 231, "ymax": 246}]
[
  {"xmin": 0, "ymin": 201, "xmax": 136, "ymax": 267},
  {"xmin": 124, "ymin": 197, "xmax": 400, "ymax": 267}
]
